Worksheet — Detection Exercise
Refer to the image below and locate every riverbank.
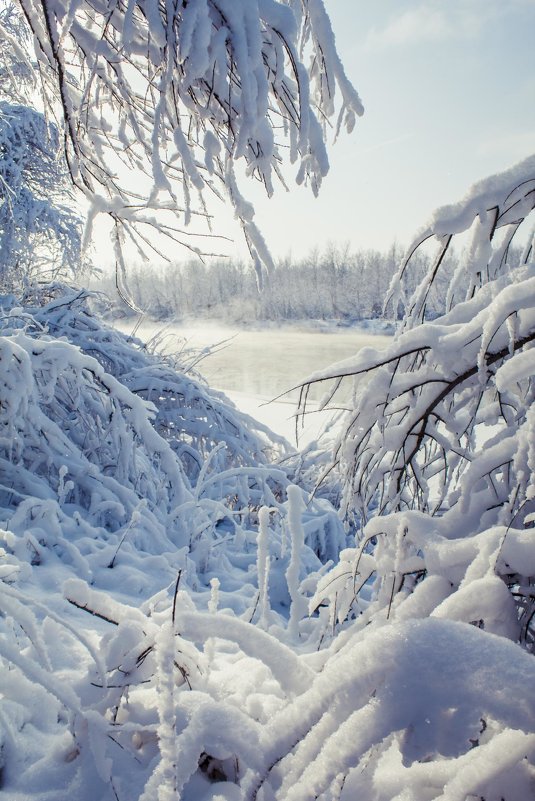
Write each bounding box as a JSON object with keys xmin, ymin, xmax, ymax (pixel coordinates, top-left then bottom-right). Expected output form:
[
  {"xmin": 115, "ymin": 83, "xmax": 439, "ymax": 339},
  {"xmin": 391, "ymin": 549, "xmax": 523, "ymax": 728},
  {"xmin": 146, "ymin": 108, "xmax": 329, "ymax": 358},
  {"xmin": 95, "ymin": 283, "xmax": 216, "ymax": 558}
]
[
  {"xmin": 112, "ymin": 315, "xmax": 393, "ymax": 444},
  {"xmin": 112, "ymin": 310, "xmax": 396, "ymax": 336}
]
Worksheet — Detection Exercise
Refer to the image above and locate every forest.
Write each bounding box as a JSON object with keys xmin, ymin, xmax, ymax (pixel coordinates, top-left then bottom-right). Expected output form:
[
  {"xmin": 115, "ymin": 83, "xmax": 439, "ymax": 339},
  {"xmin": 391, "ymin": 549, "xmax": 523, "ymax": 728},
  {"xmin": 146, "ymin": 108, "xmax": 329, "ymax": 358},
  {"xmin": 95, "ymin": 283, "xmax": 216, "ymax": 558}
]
[
  {"xmin": 104, "ymin": 244, "xmax": 451, "ymax": 324},
  {"xmin": 0, "ymin": 2, "xmax": 534, "ymax": 801}
]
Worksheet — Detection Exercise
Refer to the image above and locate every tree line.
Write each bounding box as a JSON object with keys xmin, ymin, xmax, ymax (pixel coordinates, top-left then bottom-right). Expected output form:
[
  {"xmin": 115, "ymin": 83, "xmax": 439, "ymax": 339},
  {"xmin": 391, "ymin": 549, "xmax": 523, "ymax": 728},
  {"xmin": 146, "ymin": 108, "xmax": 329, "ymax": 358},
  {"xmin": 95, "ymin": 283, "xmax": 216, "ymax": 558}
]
[{"xmin": 103, "ymin": 242, "xmax": 457, "ymax": 324}]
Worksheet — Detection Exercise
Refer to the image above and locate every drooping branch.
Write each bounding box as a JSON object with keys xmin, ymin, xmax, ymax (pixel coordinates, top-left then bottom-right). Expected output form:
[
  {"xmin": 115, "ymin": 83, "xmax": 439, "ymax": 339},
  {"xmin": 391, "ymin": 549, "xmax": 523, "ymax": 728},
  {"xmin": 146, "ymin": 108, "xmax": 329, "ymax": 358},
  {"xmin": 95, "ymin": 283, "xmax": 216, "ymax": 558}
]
[
  {"xmin": 17, "ymin": 0, "xmax": 364, "ymax": 274},
  {"xmin": 295, "ymin": 154, "xmax": 535, "ymax": 527}
]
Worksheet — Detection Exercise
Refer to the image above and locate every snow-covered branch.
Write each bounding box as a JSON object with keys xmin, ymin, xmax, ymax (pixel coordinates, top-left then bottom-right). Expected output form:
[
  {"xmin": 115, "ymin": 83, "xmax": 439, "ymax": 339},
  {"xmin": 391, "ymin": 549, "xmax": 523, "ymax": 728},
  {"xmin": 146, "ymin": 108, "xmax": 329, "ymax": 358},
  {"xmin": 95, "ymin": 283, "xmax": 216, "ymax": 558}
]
[{"xmin": 18, "ymin": 0, "xmax": 363, "ymax": 272}]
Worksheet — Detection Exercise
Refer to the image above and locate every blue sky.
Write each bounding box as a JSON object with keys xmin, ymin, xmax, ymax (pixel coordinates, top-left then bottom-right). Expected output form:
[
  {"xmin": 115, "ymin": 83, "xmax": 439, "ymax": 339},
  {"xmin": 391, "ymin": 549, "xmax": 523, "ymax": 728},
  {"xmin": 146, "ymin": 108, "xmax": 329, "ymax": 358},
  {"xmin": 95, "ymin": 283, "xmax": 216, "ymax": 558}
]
[{"xmin": 240, "ymin": 0, "xmax": 535, "ymax": 259}]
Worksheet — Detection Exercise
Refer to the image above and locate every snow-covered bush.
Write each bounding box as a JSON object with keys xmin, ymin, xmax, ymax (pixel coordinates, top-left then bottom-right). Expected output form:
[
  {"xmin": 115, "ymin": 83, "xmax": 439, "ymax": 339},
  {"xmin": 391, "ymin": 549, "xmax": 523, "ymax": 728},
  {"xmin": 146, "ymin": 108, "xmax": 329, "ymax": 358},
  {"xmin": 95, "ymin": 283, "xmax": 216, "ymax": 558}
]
[
  {"xmin": 0, "ymin": 1, "xmax": 34, "ymax": 102},
  {"xmin": 0, "ymin": 5, "xmax": 85, "ymax": 291},
  {"xmin": 12, "ymin": 284, "xmax": 291, "ymax": 480},
  {"xmin": 224, "ymin": 153, "xmax": 535, "ymax": 799},
  {"xmin": 300, "ymin": 154, "xmax": 535, "ymax": 647},
  {"xmin": 0, "ymin": 104, "xmax": 84, "ymax": 291},
  {"xmin": 0, "ymin": 285, "xmax": 349, "ymax": 798}
]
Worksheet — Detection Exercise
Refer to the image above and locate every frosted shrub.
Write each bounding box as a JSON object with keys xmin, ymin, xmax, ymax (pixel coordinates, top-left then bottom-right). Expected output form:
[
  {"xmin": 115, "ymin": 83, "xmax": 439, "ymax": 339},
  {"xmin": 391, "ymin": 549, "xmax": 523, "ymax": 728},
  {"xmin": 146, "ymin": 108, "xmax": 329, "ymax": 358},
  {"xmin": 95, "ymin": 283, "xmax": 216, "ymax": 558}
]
[
  {"xmin": 0, "ymin": 104, "xmax": 84, "ymax": 291},
  {"xmin": 300, "ymin": 156, "xmax": 535, "ymax": 642},
  {"xmin": 0, "ymin": 285, "xmax": 344, "ymax": 566},
  {"xmin": 0, "ymin": 285, "xmax": 349, "ymax": 800},
  {"xmin": 0, "ymin": 5, "xmax": 84, "ymax": 291},
  {"xmin": 247, "ymin": 154, "xmax": 535, "ymax": 799},
  {"xmin": 12, "ymin": 285, "xmax": 292, "ymax": 482}
]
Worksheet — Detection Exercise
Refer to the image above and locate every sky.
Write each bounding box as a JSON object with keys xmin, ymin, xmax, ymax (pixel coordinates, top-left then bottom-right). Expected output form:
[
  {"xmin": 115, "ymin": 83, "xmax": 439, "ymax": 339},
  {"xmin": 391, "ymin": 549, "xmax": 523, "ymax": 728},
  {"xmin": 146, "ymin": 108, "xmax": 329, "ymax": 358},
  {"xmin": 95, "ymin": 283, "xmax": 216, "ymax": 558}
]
[
  {"xmin": 224, "ymin": 0, "xmax": 535, "ymax": 261},
  {"xmin": 92, "ymin": 0, "xmax": 535, "ymax": 268}
]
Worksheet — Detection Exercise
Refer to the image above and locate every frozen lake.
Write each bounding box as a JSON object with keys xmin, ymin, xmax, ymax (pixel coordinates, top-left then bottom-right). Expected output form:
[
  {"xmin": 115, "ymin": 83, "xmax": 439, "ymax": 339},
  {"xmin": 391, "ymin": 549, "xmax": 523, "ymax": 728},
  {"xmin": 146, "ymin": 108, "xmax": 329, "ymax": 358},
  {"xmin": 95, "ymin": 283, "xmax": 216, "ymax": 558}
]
[{"xmin": 113, "ymin": 318, "xmax": 392, "ymax": 442}]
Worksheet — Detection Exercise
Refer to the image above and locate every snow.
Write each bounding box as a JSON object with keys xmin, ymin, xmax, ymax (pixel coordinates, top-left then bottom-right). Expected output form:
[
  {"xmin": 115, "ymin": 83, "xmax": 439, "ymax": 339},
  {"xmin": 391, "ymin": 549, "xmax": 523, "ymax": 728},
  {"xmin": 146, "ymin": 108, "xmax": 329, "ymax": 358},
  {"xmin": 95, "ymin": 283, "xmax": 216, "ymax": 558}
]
[
  {"xmin": 0, "ymin": 102, "xmax": 83, "ymax": 290},
  {"xmin": 1, "ymin": 252, "xmax": 534, "ymax": 799},
  {"xmin": 1, "ymin": 11, "xmax": 535, "ymax": 790},
  {"xmin": 22, "ymin": 0, "xmax": 365, "ymax": 274}
]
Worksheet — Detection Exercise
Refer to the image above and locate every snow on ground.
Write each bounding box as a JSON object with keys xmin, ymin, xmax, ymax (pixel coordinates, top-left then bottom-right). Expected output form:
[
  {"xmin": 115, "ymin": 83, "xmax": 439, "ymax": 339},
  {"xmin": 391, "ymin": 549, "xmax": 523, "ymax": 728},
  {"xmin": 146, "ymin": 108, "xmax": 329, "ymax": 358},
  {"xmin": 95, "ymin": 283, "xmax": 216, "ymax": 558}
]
[{"xmin": 1, "ymin": 276, "xmax": 535, "ymax": 801}]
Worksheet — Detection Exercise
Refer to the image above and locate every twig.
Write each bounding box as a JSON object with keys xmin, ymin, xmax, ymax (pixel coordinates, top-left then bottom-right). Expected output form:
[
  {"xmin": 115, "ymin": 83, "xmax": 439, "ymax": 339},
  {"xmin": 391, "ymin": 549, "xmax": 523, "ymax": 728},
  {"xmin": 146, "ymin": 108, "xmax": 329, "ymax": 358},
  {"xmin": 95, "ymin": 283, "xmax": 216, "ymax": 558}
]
[
  {"xmin": 66, "ymin": 597, "xmax": 119, "ymax": 625},
  {"xmin": 172, "ymin": 569, "xmax": 182, "ymax": 626}
]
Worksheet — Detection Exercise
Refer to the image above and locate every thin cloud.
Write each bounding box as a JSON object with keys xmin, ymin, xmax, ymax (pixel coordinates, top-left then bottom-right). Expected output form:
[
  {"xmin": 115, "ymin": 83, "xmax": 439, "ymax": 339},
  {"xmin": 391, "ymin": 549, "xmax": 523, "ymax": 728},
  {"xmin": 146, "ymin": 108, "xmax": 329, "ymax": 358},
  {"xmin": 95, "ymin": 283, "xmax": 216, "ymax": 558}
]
[
  {"xmin": 360, "ymin": 133, "xmax": 415, "ymax": 155},
  {"xmin": 365, "ymin": 8, "xmax": 452, "ymax": 50},
  {"xmin": 363, "ymin": 2, "xmax": 491, "ymax": 51}
]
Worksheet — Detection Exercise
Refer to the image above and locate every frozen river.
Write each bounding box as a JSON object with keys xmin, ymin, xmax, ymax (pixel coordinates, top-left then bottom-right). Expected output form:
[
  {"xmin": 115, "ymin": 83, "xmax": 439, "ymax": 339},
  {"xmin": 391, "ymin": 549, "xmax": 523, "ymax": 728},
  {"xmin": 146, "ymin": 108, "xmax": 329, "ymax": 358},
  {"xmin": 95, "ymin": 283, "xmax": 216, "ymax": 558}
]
[{"xmin": 113, "ymin": 318, "xmax": 392, "ymax": 442}]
